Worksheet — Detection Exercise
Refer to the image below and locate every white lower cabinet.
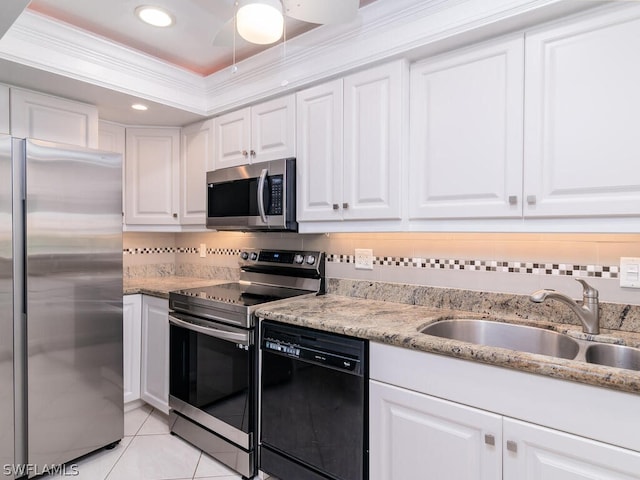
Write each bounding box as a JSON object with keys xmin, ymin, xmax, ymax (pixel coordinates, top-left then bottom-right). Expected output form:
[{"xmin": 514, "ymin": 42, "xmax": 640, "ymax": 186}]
[
  {"xmin": 503, "ymin": 419, "xmax": 640, "ymax": 480},
  {"xmin": 140, "ymin": 296, "xmax": 170, "ymax": 414},
  {"xmin": 123, "ymin": 294, "xmax": 142, "ymax": 404},
  {"xmin": 370, "ymin": 342, "xmax": 640, "ymax": 480},
  {"xmin": 370, "ymin": 380, "xmax": 501, "ymax": 480}
]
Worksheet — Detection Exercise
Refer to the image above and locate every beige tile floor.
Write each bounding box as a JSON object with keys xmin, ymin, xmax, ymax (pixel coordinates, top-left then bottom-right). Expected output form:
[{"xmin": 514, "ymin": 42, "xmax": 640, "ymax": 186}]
[{"xmin": 49, "ymin": 404, "xmax": 244, "ymax": 480}]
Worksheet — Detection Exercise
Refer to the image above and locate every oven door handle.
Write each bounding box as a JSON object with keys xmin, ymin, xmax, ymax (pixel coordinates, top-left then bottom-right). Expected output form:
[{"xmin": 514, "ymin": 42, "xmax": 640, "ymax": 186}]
[{"xmin": 169, "ymin": 314, "xmax": 250, "ymax": 346}]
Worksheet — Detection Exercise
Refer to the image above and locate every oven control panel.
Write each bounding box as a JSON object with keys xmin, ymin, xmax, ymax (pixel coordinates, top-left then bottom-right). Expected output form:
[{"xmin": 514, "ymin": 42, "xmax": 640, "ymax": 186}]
[{"xmin": 239, "ymin": 249, "xmax": 323, "ymax": 269}]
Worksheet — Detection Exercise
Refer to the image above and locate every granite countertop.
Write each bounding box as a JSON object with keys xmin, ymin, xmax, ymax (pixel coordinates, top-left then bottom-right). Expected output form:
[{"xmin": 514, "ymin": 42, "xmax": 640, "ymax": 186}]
[
  {"xmin": 123, "ymin": 276, "xmax": 230, "ymax": 299},
  {"xmin": 255, "ymin": 294, "xmax": 640, "ymax": 395}
]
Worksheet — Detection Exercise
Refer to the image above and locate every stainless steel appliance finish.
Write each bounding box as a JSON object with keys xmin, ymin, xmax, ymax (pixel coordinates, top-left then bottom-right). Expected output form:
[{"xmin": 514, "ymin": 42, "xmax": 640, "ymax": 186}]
[
  {"xmin": 0, "ymin": 135, "xmax": 15, "ymax": 478},
  {"xmin": 206, "ymin": 158, "xmax": 297, "ymax": 232},
  {"xmin": 1, "ymin": 135, "xmax": 124, "ymax": 475},
  {"xmin": 168, "ymin": 249, "xmax": 324, "ymax": 479}
]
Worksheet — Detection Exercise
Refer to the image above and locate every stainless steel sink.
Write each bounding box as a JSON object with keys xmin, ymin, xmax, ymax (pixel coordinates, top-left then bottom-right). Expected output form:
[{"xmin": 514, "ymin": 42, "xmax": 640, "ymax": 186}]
[
  {"xmin": 420, "ymin": 319, "xmax": 580, "ymax": 359},
  {"xmin": 585, "ymin": 343, "xmax": 640, "ymax": 371}
]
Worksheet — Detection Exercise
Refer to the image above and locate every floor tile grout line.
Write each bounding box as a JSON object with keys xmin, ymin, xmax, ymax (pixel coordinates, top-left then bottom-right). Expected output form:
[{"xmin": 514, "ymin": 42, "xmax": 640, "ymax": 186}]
[{"xmin": 102, "ymin": 434, "xmax": 135, "ymax": 480}]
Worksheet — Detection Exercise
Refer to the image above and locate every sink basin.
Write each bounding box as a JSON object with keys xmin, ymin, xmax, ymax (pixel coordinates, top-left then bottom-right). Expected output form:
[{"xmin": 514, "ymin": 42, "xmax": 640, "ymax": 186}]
[
  {"xmin": 420, "ymin": 319, "xmax": 580, "ymax": 359},
  {"xmin": 585, "ymin": 343, "xmax": 640, "ymax": 371}
]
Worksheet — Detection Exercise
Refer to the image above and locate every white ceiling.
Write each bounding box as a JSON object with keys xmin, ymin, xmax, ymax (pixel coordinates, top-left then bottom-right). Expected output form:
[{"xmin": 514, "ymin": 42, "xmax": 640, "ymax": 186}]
[
  {"xmin": 26, "ymin": 0, "xmax": 375, "ymax": 76},
  {"xmin": 0, "ymin": 0, "xmax": 375, "ymax": 126}
]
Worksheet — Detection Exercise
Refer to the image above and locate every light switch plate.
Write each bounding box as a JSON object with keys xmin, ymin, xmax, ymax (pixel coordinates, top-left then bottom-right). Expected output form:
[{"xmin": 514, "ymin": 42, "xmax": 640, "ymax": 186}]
[{"xmin": 620, "ymin": 257, "xmax": 640, "ymax": 288}]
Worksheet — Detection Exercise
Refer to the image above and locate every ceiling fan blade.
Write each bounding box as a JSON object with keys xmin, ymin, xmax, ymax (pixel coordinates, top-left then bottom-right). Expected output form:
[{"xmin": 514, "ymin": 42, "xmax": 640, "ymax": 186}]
[{"xmin": 283, "ymin": 0, "xmax": 359, "ymax": 25}]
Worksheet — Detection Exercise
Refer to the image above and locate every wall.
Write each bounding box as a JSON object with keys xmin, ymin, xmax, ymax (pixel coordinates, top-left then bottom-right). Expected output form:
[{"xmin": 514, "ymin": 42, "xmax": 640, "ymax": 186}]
[{"xmin": 124, "ymin": 231, "xmax": 640, "ymax": 306}]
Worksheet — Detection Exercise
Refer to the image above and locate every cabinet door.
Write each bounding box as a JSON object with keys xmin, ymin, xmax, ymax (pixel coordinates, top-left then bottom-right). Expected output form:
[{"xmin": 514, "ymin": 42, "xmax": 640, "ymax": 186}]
[
  {"xmin": 99, "ymin": 121, "xmax": 126, "ymax": 221},
  {"xmin": 296, "ymin": 80, "xmax": 344, "ymax": 221},
  {"xmin": 343, "ymin": 60, "xmax": 405, "ymax": 220},
  {"xmin": 503, "ymin": 418, "xmax": 640, "ymax": 480},
  {"xmin": 181, "ymin": 119, "xmax": 214, "ymax": 225},
  {"xmin": 123, "ymin": 295, "xmax": 142, "ymax": 404},
  {"xmin": 251, "ymin": 94, "xmax": 295, "ymax": 162},
  {"xmin": 140, "ymin": 296, "xmax": 169, "ymax": 414},
  {"xmin": 370, "ymin": 380, "xmax": 502, "ymax": 480},
  {"xmin": 124, "ymin": 127, "xmax": 180, "ymax": 225},
  {"xmin": 524, "ymin": 6, "xmax": 640, "ymax": 218},
  {"xmin": 410, "ymin": 36, "xmax": 524, "ymax": 219},
  {"xmin": 214, "ymin": 107, "xmax": 251, "ymax": 169},
  {"xmin": 0, "ymin": 84, "xmax": 8, "ymax": 135},
  {"xmin": 10, "ymin": 87, "xmax": 98, "ymax": 148}
]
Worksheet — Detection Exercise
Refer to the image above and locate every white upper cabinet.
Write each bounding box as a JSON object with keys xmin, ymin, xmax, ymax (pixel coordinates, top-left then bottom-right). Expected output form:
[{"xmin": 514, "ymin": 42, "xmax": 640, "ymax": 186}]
[
  {"xmin": 296, "ymin": 79, "xmax": 344, "ymax": 222},
  {"xmin": 214, "ymin": 95, "xmax": 295, "ymax": 169},
  {"xmin": 343, "ymin": 61, "xmax": 405, "ymax": 221},
  {"xmin": 10, "ymin": 87, "xmax": 98, "ymax": 148},
  {"xmin": 180, "ymin": 119, "xmax": 214, "ymax": 225},
  {"xmin": 214, "ymin": 107, "xmax": 251, "ymax": 169},
  {"xmin": 523, "ymin": 6, "xmax": 640, "ymax": 218},
  {"xmin": 124, "ymin": 127, "xmax": 180, "ymax": 226},
  {"xmin": 99, "ymin": 121, "xmax": 126, "ymax": 221},
  {"xmin": 409, "ymin": 36, "xmax": 524, "ymax": 220},
  {"xmin": 297, "ymin": 60, "xmax": 406, "ymax": 226},
  {"xmin": 251, "ymin": 95, "xmax": 295, "ymax": 162},
  {"xmin": 0, "ymin": 84, "xmax": 9, "ymax": 135},
  {"xmin": 98, "ymin": 121, "xmax": 126, "ymax": 154}
]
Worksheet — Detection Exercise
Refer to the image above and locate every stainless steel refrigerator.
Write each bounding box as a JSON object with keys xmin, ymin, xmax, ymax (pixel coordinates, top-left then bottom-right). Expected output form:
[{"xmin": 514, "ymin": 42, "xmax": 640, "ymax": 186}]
[{"xmin": 0, "ymin": 135, "xmax": 123, "ymax": 478}]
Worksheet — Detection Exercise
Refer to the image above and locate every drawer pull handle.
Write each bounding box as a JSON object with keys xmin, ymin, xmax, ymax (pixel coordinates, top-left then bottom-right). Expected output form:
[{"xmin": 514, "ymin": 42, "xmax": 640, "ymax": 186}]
[
  {"xmin": 484, "ymin": 434, "xmax": 495, "ymax": 446},
  {"xmin": 506, "ymin": 440, "xmax": 518, "ymax": 453}
]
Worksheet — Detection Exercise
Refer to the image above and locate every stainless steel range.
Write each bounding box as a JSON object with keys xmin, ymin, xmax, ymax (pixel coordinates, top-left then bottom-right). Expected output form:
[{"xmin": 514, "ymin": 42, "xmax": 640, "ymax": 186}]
[{"xmin": 168, "ymin": 249, "xmax": 325, "ymax": 479}]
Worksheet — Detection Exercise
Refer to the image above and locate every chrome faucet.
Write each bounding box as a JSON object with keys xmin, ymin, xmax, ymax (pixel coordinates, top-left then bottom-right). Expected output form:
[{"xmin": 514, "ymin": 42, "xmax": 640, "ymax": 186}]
[{"xmin": 530, "ymin": 279, "xmax": 600, "ymax": 335}]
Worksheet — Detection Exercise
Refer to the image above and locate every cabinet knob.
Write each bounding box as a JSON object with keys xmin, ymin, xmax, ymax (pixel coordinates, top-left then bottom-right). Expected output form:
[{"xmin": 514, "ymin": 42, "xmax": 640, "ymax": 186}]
[
  {"xmin": 342, "ymin": 202, "xmax": 349, "ymax": 209},
  {"xmin": 506, "ymin": 440, "xmax": 518, "ymax": 453},
  {"xmin": 526, "ymin": 195, "xmax": 537, "ymax": 205},
  {"xmin": 250, "ymin": 150, "xmax": 256, "ymax": 157},
  {"xmin": 242, "ymin": 150, "xmax": 248, "ymax": 157},
  {"xmin": 173, "ymin": 213, "xmax": 178, "ymax": 218},
  {"xmin": 508, "ymin": 195, "xmax": 518, "ymax": 205},
  {"xmin": 333, "ymin": 204, "xmax": 339, "ymax": 210},
  {"xmin": 484, "ymin": 434, "xmax": 495, "ymax": 446}
]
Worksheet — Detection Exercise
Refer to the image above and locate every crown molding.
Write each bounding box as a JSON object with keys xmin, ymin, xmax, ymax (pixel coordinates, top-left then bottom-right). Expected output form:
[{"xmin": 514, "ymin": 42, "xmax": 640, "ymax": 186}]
[
  {"xmin": 0, "ymin": 10, "xmax": 208, "ymax": 114},
  {"xmin": 0, "ymin": 0, "xmax": 607, "ymax": 120},
  {"xmin": 200, "ymin": 0, "xmax": 597, "ymax": 115}
]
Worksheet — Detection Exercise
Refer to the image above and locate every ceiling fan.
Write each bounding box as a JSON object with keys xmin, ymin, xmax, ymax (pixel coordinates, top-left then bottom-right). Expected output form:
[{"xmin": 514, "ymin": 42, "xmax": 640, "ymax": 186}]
[{"xmin": 214, "ymin": 0, "xmax": 360, "ymax": 46}]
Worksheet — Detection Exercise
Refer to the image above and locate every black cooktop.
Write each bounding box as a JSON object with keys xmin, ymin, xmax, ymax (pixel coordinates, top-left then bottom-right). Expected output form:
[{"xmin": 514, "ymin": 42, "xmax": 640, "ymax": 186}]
[{"xmin": 171, "ymin": 282, "xmax": 313, "ymax": 308}]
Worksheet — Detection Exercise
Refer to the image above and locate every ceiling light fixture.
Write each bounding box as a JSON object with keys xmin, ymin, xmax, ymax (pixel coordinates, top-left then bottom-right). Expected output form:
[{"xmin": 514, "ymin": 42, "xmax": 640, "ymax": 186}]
[
  {"xmin": 236, "ymin": 0, "xmax": 284, "ymax": 45},
  {"xmin": 131, "ymin": 103, "xmax": 148, "ymax": 111},
  {"xmin": 135, "ymin": 5, "xmax": 175, "ymax": 28}
]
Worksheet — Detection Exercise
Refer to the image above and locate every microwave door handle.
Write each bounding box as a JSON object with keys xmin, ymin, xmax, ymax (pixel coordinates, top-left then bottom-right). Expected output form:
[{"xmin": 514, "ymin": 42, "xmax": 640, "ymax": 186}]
[
  {"xmin": 169, "ymin": 315, "xmax": 250, "ymax": 346},
  {"xmin": 257, "ymin": 168, "xmax": 268, "ymax": 224}
]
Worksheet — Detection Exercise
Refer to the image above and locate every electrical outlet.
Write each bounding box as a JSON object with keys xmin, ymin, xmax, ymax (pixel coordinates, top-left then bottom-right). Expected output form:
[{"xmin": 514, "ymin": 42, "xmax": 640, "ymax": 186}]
[
  {"xmin": 199, "ymin": 243, "xmax": 207, "ymax": 258},
  {"xmin": 355, "ymin": 248, "xmax": 374, "ymax": 270},
  {"xmin": 620, "ymin": 257, "xmax": 640, "ymax": 288}
]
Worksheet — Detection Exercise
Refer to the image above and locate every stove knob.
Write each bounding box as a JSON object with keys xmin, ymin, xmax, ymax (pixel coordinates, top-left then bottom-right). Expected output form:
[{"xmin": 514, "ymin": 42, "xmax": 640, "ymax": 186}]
[
  {"xmin": 240, "ymin": 251, "xmax": 249, "ymax": 260},
  {"xmin": 250, "ymin": 252, "xmax": 258, "ymax": 261},
  {"xmin": 305, "ymin": 255, "xmax": 316, "ymax": 265},
  {"xmin": 294, "ymin": 254, "xmax": 304, "ymax": 264}
]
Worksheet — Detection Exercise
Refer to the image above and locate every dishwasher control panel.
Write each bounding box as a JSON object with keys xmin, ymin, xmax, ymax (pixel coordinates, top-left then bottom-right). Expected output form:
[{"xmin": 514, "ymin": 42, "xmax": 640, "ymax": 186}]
[{"xmin": 261, "ymin": 321, "xmax": 365, "ymax": 374}]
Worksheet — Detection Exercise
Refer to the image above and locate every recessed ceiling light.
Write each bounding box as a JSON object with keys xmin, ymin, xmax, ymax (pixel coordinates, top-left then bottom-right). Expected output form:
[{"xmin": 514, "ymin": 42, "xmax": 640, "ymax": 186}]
[
  {"xmin": 135, "ymin": 6, "xmax": 174, "ymax": 27},
  {"xmin": 131, "ymin": 103, "xmax": 148, "ymax": 111}
]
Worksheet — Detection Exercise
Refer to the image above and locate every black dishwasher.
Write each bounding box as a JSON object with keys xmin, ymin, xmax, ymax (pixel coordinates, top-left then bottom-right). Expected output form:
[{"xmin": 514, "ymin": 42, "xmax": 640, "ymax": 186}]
[{"xmin": 259, "ymin": 320, "xmax": 368, "ymax": 480}]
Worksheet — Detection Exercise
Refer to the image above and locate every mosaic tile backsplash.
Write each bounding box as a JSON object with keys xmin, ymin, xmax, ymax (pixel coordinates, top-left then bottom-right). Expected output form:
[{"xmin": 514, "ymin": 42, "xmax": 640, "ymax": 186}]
[{"xmin": 124, "ymin": 247, "xmax": 619, "ymax": 280}]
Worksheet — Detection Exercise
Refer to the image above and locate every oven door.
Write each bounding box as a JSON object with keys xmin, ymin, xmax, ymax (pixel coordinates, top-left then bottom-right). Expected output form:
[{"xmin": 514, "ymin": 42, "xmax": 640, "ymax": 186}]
[{"xmin": 168, "ymin": 312, "xmax": 255, "ymax": 449}]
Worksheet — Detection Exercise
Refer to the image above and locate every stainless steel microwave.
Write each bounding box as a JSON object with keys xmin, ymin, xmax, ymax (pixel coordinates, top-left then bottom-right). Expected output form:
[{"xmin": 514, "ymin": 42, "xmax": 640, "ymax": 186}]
[{"xmin": 206, "ymin": 158, "xmax": 297, "ymax": 231}]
